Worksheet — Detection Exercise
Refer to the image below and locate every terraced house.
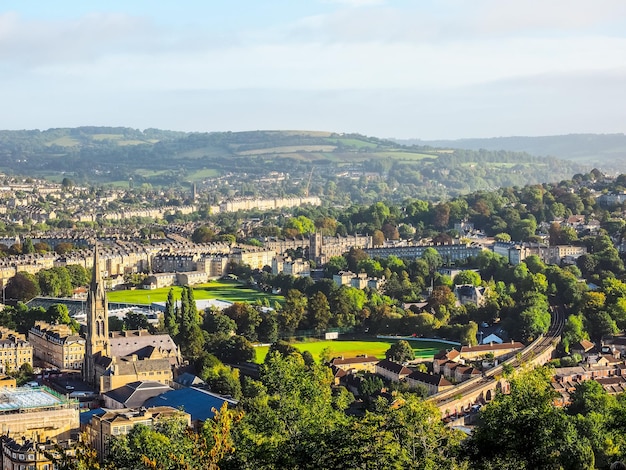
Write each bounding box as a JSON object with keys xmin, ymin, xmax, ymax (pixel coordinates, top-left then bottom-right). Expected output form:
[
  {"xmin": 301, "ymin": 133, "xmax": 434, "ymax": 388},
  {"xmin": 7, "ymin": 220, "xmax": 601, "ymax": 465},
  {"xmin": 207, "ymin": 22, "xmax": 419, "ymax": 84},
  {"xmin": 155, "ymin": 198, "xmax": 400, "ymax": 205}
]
[
  {"xmin": 0, "ymin": 328, "xmax": 32, "ymax": 374},
  {"xmin": 28, "ymin": 322, "xmax": 85, "ymax": 370}
]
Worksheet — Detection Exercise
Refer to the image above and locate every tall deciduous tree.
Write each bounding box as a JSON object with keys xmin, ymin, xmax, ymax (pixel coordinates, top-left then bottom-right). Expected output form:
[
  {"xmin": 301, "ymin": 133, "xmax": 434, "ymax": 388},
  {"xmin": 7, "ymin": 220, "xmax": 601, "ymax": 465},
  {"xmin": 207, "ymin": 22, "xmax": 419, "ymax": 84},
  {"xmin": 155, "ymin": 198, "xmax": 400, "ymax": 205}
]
[
  {"xmin": 278, "ymin": 289, "xmax": 307, "ymax": 336},
  {"xmin": 385, "ymin": 340, "xmax": 415, "ymax": 363},
  {"xmin": 467, "ymin": 367, "xmax": 594, "ymax": 469},
  {"xmin": 5, "ymin": 272, "xmax": 40, "ymax": 302},
  {"xmin": 164, "ymin": 288, "xmax": 179, "ymax": 338},
  {"xmin": 307, "ymin": 291, "xmax": 332, "ymax": 335},
  {"xmin": 453, "ymin": 270, "xmax": 482, "ymax": 286}
]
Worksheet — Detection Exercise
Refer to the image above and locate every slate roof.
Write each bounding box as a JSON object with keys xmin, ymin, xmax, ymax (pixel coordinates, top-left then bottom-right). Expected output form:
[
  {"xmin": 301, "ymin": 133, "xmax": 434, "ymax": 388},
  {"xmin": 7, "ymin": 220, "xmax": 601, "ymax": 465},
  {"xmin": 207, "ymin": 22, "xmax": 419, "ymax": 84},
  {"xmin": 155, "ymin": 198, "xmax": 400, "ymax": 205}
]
[
  {"xmin": 111, "ymin": 357, "xmax": 172, "ymax": 375},
  {"xmin": 376, "ymin": 359, "xmax": 412, "ymax": 376},
  {"xmin": 143, "ymin": 387, "xmax": 238, "ymax": 423},
  {"xmin": 109, "ymin": 330, "xmax": 178, "ymax": 358},
  {"xmin": 103, "ymin": 381, "xmax": 173, "ymax": 408},
  {"xmin": 407, "ymin": 370, "xmax": 452, "ymax": 387},
  {"xmin": 175, "ymin": 372, "xmax": 205, "ymax": 387}
]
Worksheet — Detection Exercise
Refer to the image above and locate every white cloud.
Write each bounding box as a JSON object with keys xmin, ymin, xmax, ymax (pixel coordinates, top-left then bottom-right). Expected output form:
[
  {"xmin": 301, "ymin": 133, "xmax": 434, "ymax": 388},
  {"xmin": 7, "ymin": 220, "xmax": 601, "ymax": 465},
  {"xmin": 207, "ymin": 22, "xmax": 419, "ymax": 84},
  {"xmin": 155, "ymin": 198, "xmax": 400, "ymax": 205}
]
[
  {"xmin": 473, "ymin": 0, "xmax": 626, "ymax": 35},
  {"xmin": 0, "ymin": 11, "xmax": 154, "ymax": 66},
  {"xmin": 1, "ymin": 2, "xmax": 625, "ymax": 138}
]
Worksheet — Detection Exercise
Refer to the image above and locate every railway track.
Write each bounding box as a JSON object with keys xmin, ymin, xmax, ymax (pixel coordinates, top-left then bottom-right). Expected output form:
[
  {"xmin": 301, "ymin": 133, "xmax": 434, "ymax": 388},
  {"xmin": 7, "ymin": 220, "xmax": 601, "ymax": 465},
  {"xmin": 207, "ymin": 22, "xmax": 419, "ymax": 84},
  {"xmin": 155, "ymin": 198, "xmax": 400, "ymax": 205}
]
[{"xmin": 428, "ymin": 304, "xmax": 566, "ymax": 409}]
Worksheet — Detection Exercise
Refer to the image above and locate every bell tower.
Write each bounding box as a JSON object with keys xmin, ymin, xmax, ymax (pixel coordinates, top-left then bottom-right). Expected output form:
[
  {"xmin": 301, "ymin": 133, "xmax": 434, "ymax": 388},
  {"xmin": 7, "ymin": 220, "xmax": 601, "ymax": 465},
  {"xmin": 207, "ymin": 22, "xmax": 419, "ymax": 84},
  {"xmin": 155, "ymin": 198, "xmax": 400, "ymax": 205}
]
[{"xmin": 83, "ymin": 241, "xmax": 110, "ymax": 387}]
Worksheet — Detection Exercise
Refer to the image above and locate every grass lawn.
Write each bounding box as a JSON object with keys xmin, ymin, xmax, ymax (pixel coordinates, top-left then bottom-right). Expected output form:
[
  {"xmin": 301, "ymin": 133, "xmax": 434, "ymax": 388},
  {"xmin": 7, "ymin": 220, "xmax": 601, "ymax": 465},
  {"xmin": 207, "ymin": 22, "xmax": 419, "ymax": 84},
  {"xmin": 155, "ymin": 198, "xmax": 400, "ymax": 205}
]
[
  {"xmin": 107, "ymin": 280, "xmax": 282, "ymax": 305},
  {"xmin": 253, "ymin": 338, "xmax": 451, "ymax": 364},
  {"xmin": 188, "ymin": 168, "xmax": 220, "ymax": 180}
]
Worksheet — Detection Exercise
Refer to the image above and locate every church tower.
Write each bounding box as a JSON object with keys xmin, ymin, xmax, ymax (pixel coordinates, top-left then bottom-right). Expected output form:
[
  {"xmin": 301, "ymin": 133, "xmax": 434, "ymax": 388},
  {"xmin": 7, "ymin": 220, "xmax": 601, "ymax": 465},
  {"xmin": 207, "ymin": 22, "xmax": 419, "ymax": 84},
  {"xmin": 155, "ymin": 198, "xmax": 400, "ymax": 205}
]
[
  {"xmin": 83, "ymin": 241, "xmax": 110, "ymax": 387},
  {"xmin": 310, "ymin": 232, "xmax": 323, "ymax": 264}
]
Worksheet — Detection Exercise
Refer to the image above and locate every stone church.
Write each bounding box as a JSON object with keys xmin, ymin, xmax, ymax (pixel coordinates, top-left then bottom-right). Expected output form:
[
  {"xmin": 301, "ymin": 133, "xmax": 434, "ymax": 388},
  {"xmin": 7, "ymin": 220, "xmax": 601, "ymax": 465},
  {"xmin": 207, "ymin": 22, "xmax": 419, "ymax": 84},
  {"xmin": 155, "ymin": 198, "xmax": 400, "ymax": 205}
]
[{"xmin": 83, "ymin": 243, "xmax": 180, "ymax": 393}]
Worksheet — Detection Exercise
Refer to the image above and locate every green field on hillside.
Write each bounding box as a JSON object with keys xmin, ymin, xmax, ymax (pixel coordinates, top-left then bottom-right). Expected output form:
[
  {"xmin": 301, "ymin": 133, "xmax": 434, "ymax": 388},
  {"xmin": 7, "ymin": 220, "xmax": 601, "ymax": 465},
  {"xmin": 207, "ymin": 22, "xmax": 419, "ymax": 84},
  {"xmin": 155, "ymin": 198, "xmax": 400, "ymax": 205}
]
[
  {"xmin": 107, "ymin": 280, "xmax": 282, "ymax": 305},
  {"xmin": 253, "ymin": 338, "xmax": 452, "ymax": 364}
]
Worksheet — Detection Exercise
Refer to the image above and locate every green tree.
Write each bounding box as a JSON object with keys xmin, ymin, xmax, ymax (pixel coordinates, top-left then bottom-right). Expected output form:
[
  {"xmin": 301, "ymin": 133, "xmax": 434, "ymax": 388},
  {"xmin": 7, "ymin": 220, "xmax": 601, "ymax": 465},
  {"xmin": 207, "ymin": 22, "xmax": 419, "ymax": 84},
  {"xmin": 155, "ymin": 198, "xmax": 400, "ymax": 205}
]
[
  {"xmin": 163, "ymin": 288, "xmax": 179, "ymax": 338},
  {"xmin": 283, "ymin": 215, "xmax": 315, "ymax": 237},
  {"xmin": 46, "ymin": 304, "xmax": 74, "ymax": 328},
  {"xmin": 204, "ymin": 311, "xmax": 237, "ymax": 336},
  {"xmin": 278, "ymin": 289, "xmax": 307, "ymax": 336},
  {"xmin": 192, "ymin": 225, "xmax": 216, "ymax": 243},
  {"xmin": 22, "ymin": 238, "xmax": 35, "ymax": 254},
  {"xmin": 453, "ymin": 270, "xmax": 482, "ymax": 286},
  {"xmin": 124, "ymin": 312, "xmax": 151, "ymax": 331},
  {"xmin": 568, "ymin": 379, "xmax": 615, "ymax": 417},
  {"xmin": 66, "ymin": 264, "xmax": 90, "ymax": 288},
  {"xmin": 345, "ymin": 247, "xmax": 368, "ymax": 272},
  {"xmin": 467, "ymin": 367, "xmax": 594, "ymax": 470},
  {"xmin": 561, "ymin": 314, "xmax": 588, "ymax": 353},
  {"xmin": 421, "ymin": 247, "xmax": 443, "ymax": 273},
  {"xmin": 229, "ymin": 352, "xmax": 348, "ymax": 469},
  {"xmin": 265, "ymin": 340, "xmax": 297, "ymax": 360},
  {"xmin": 5, "ymin": 272, "xmax": 40, "ymax": 302},
  {"xmin": 105, "ymin": 405, "xmax": 242, "ymax": 470},
  {"xmin": 178, "ymin": 286, "xmax": 204, "ymax": 359},
  {"xmin": 385, "ymin": 340, "xmax": 415, "ymax": 363},
  {"xmin": 307, "ymin": 291, "xmax": 332, "ymax": 335},
  {"xmin": 222, "ymin": 303, "xmax": 261, "ymax": 341},
  {"xmin": 257, "ymin": 311, "xmax": 279, "ymax": 343}
]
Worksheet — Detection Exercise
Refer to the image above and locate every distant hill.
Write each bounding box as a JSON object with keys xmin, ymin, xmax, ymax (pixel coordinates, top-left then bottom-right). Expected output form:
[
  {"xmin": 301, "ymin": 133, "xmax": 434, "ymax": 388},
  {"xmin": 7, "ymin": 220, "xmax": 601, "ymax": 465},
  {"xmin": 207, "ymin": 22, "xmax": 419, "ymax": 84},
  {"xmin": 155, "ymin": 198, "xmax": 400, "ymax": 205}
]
[
  {"xmin": 0, "ymin": 127, "xmax": 589, "ymax": 202},
  {"xmin": 395, "ymin": 134, "xmax": 626, "ymax": 173}
]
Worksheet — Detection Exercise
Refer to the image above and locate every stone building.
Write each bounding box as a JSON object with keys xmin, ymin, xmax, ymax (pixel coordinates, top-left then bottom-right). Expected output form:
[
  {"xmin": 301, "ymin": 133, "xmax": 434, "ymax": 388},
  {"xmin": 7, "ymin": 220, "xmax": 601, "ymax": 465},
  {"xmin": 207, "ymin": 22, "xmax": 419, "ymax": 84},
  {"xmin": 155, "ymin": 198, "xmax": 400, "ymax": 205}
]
[
  {"xmin": 0, "ymin": 328, "xmax": 33, "ymax": 374},
  {"xmin": 28, "ymin": 322, "xmax": 85, "ymax": 370},
  {"xmin": 0, "ymin": 386, "xmax": 79, "ymax": 441},
  {"xmin": 1, "ymin": 436, "xmax": 76, "ymax": 470}
]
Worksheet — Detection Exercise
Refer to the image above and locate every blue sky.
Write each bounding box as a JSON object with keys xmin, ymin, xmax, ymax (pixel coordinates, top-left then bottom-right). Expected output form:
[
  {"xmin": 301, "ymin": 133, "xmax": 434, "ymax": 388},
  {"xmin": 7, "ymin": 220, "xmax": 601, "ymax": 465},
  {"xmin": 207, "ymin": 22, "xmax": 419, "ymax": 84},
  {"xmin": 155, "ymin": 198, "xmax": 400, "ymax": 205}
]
[{"xmin": 1, "ymin": 0, "xmax": 625, "ymax": 139}]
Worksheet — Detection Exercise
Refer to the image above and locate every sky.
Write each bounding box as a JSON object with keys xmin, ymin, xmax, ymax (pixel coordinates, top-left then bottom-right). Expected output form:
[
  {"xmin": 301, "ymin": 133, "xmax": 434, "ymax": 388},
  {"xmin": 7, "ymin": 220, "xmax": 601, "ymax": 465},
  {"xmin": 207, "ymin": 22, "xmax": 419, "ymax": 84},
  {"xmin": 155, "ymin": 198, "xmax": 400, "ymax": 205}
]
[{"xmin": 1, "ymin": 0, "xmax": 625, "ymax": 139}]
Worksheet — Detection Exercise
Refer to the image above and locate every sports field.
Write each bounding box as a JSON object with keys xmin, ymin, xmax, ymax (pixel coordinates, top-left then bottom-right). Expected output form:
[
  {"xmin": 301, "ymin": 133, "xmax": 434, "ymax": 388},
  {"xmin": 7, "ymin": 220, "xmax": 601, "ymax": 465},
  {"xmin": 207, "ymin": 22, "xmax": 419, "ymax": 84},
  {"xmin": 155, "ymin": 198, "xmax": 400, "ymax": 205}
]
[
  {"xmin": 106, "ymin": 280, "xmax": 283, "ymax": 305},
  {"xmin": 253, "ymin": 338, "xmax": 451, "ymax": 364}
]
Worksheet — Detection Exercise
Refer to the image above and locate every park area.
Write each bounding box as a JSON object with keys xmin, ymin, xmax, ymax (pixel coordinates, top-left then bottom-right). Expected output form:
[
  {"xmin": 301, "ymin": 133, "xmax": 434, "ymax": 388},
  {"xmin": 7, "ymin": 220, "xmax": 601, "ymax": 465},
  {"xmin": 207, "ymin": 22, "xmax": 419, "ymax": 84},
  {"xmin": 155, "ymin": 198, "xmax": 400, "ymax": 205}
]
[
  {"xmin": 106, "ymin": 280, "xmax": 283, "ymax": 305},
  {"xmin": 253, "ymin": 338, "xmax": 453, "ymax": 364}
]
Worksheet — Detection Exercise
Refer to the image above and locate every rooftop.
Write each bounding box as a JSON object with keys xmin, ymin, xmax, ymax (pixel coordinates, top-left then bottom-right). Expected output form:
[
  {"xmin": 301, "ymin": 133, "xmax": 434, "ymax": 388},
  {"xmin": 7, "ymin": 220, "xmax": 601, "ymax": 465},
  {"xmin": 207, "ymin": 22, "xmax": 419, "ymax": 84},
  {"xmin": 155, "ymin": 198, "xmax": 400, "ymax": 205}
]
[
  {"xmin": 0, "ymin": 386, "xmax": 73, "ymax": 413},
  {"xmin": 143, "ymin": 387, "xmax": 237, "ymax": 423}
]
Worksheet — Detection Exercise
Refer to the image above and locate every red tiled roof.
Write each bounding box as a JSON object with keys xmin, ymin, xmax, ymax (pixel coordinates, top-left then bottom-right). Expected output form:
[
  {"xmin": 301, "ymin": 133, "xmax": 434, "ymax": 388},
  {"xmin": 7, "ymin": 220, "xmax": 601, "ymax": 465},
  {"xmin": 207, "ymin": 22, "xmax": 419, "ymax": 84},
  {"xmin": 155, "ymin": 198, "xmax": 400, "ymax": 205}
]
[
  {"xmin": 433, "ymin": 348, "xmax": 460, "ymax": 360},
  {"xmin": 573, "ymin": 340, "xmax": 595, "ymax": 352}
]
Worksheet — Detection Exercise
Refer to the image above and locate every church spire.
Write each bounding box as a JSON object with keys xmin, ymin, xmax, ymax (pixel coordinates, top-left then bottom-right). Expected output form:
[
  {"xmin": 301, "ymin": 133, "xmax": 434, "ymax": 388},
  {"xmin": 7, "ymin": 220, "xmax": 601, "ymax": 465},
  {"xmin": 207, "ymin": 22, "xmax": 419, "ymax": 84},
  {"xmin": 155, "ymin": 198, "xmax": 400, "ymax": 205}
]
[
  {"xmin": 91, "ymin": 240, "xmax": 101, "ymax": 289},
  {"xmin": 83, "ymin": 240, "xmax": 110, "ymax": 390}
]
